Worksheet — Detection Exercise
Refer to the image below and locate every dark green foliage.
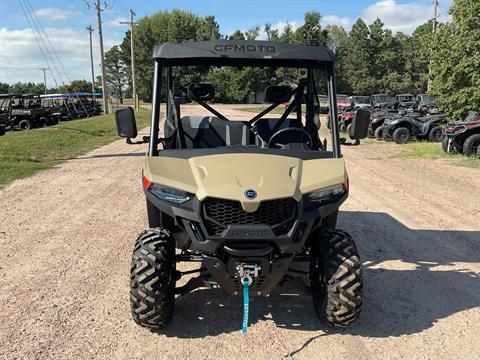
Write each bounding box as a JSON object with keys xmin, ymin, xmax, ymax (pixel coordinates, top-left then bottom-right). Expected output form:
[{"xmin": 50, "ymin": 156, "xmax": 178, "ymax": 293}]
[
  {"xmin": 104, "ymin": 45, "xmax": 128, "ymax": 103},
  {"xmin": 430, "ymin": 0, "xmax": 480, "ymax": 119}
]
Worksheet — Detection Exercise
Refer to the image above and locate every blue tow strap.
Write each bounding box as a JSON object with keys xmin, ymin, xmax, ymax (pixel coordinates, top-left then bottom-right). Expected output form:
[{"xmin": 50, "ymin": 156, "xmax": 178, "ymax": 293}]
[{"xmin": 242, "ymin": 278, "xmax": 249, "ymax": 334}]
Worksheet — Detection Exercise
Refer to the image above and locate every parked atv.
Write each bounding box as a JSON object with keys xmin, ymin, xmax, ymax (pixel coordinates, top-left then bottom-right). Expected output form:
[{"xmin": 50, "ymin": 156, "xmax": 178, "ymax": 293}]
[
  {"xmin": 383, "ymin": 112, "xmax": 446, "ymax": 144},
  {"xmin": 339, "ymin": 109, "xmax": 354, "ymax": 132},
  {"xmin": 369, "ymin": 107, "xmax": 398, "ymax": 139},
  {"xmin": 442, "ymin": 110, "xmax": 480, "ymax": 156}
]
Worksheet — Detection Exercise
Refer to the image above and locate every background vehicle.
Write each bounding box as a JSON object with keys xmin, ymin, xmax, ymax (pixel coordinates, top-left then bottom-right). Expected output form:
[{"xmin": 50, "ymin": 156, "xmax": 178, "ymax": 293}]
[
  {"xmin": 115, "ymin": 40, "xmax": 369, "ymax": 330},
  {"xmin": 442, "ymin": 110, "xmax": 480, "ymax": 156},
  {"xmin": 416, "ymin": 94, "xmax": 438, "ymax": 113},
  {"xmin": 349, "ymin": 95, "xmax": 371, "ymax": 110},
  {"xmin": 369, "ymin": 108, "xmax": 398, "ymax": 139},
  {"xmin": 370, "ymin": 94, "xmax": 396, "ymax": 109},
  {"xmin": 67, "ymin": 93, "xmax": 102, "ymax": 117},
  {"xmin": 41, "ymin": 94, "xmax": 76, "ymax": 121},
  {"xmin": 396, "ymin": 94, "xmax": 416, "ymax": 111},
  {"xmin": 0, "ymin": 94, "xmax": 48, "ymax": 130},
  {"xmin": 383, "ymin": 113, "xmax": 446, "ymax": 144},
  {"xmin": 337, "ymin": 94, "xmax": 350, "ymax": 111},
  {"xmin": 317, "ymin": 94, "xmax": 329, "ymax": 114}
]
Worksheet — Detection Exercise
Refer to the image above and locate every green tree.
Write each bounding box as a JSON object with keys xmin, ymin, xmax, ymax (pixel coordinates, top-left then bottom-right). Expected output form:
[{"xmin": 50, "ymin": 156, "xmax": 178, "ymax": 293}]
[
  {"xmin": 229, "ymin": 30, "xmax": 245, "ymax": 40},
  {"xmin": 280, "ymin": 23, "xmax": 296, "ymax": 43},
  {"xmin": 295, "ymin": 11, "xmax": 328, "ymax": 46},
  {"xmin": 431, "ymin": 0, "xmax": 480, "ymax": 118},
  {"xmin": 0, "ymin": 82, "xmax": 9, "ymax": 93},
  {"xmin": 196, "ymin": 15, "xmax": 220, "ymax": 41},
  {"xmin": 326, "ymin": 25, "xmax": 350, "ymax": 93},
  {"xmin": 264, "ymin": 23, "xmax": 279, "ymax": 41},
  {"xmin": 9, "ymin": 82, "xmax": 45, "ymax": 94},
  {"xmin": 69, "ymin": 79, "xmax": 93, "ymax": 93},
  {"xmin": 105, "ymin": 45, "xmax": 128, "ymax": 103},
  {"xmin": 245, "ymin": 26, "xmax": 260, "ymax": 40},
  {"xmin": 125, "ymin": 9, "xmax": 214, "ymax": 101},
  {"xmin": 343, "ymin": 19, "xmax": 371, "ymax": 94}
]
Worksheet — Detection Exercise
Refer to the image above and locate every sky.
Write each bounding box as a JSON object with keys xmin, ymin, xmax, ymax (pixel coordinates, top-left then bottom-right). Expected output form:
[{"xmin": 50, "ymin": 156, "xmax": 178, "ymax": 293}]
[{"xmin": 0, "ymin": 0, "xmax": 452, "ymax": 87}]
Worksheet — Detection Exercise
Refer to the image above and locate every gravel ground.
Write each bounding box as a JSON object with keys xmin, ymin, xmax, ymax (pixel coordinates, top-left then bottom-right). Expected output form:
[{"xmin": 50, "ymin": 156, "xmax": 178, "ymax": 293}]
[{"xmin": 0, "ymin": 104, "xmax": 479, "ymax": 359}]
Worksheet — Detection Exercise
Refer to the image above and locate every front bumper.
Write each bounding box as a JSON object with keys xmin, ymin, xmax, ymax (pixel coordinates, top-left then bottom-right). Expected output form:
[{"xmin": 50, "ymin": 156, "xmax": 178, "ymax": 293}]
[{"xmin": 145, "ymin": 189, "xmax": 346, "ymax": 255}]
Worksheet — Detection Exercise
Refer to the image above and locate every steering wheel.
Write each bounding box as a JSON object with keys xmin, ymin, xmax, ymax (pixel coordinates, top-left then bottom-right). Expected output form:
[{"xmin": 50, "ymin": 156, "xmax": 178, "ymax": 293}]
[{"xmin": 267, "ymin": 127, "xmax": 313, "ymax": 148}]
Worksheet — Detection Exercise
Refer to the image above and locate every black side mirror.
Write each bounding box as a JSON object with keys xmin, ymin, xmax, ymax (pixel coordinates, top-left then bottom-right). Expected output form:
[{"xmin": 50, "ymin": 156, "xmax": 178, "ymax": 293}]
[
  {"xmin": 349, "ymin": 109, "xmax": 370, "ymax": 140},
  {"xmin": 115, "ymin": 107, "xmax": 137, "ymax": 139},
  {"xmin": 265, "ymin": 85, "xmax": 293, "ymax": 103},
  {"xmin": 187, "ymin": 83, "xmax": 214, "ymax": 101}
]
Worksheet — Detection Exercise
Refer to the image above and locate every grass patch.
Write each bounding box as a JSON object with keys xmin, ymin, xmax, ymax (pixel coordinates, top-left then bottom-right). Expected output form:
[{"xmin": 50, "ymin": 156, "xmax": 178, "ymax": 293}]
[
  {"xmin": 236, "ymin": 106, "xmax": 286, "ymax": 115},
  {"xmin": 0, "ymin": 108, "xmax": 152, "ymax": 186},
  {"xmin": 393, "ymin": 141, "xmax": 480, "ymax": 168}
]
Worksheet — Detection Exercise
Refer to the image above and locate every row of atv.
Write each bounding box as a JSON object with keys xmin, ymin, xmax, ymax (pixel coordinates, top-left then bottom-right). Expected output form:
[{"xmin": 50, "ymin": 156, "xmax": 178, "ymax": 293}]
[
  {"xmin": 368, "ymin": 108, "xmax": 446, "ymax": 144},
  {"xmin": 348, "ymin": 106, "xmax": 480, "ymax": 158},
  {"xmin": 0, "ymin": 93, "xmax": 102, "ymax": 135}
]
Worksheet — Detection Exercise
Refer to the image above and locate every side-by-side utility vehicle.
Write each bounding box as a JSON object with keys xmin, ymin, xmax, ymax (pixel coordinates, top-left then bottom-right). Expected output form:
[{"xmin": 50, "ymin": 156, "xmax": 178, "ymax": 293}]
[{"xmin": 115, "ymin": 40, "xmax": 369, "ymax": 330}]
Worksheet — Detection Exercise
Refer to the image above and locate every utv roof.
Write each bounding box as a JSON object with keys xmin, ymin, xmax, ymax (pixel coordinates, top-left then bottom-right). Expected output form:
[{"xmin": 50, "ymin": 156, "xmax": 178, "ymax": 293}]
[{"xmin": 152, "ymin": 40, "xmax": 335, "ymax": 67}]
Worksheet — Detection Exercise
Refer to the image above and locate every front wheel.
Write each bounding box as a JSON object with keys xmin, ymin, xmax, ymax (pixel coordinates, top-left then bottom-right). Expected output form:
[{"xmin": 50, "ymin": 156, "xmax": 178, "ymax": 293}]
[
  {"xmin": 374, "ymin": 126, "xmax": 384, "ymax": 141},
  {"xmin": 130, "ymin": 228, "xmax": 176, "ymax": 328},
  {"xmin": 428, "ymin": 126, "xmax": 444, "ymax": 142},
  {"xmin": 463, "ymin": 134, "xmax": 480, "ymax": 157},
  {"xmin": 310, "ymin": 230, "xmax": 363, "ymax": 327},
  {"xmin": 392, "ymin": 127, "xmax": 411, "ymax": 144},
  {"xmin": 17, "ymin": 119, "xmax": 31, "ymax": 131}
]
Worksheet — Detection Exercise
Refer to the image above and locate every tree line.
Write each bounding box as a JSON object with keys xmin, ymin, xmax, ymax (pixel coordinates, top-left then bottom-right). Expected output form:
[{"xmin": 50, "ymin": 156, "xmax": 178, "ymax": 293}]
[{"xmin": 3, "ymin": 0, "xmax": 478, "ymax": 119}]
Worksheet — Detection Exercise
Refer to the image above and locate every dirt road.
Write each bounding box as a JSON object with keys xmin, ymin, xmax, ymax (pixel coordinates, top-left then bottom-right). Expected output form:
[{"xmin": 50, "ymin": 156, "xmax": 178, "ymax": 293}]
[{"xmin": 1, "ymin": 105, "xmax": 479, "ymax": 359}]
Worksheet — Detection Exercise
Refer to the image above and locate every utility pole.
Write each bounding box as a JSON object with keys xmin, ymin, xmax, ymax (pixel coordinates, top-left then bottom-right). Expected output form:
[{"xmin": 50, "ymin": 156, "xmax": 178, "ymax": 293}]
[
  {"xmin": 39, "ymin": 67, "xmax": 49, "ymax": 94},
  {"xmin": 120, "ymin": 9, "xmax": 139, "ymax": 110},
  {"xmin": 427, "ymin": 0, "xmax": 439, "ymax": 92},
  {"xmin": 86, "ymin": 25, "xmax": 96, "ymax": 93},
  {"xmin": 95, "ymin": 0, "xmax": 109, "ymax": 113}
]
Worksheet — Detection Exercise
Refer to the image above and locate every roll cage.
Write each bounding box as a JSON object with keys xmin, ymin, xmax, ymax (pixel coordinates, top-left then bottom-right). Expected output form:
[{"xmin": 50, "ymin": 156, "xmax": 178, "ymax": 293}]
[{"xmin": 147, "ymin": 40, "xmax": 342, "ymax": 158}]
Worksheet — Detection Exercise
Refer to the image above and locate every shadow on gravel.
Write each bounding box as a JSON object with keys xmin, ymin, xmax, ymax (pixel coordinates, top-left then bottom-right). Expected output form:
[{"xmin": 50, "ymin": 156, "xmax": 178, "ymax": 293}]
[{"xmin": 155, "ymin": 211, "xmax": 480, "ymax": 340}]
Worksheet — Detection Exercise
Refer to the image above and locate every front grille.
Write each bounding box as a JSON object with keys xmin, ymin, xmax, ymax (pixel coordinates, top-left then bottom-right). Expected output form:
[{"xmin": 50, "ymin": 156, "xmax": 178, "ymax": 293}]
[{"xmin": 203, "ymin": 197, "xmax": 297, "ymax": 236}]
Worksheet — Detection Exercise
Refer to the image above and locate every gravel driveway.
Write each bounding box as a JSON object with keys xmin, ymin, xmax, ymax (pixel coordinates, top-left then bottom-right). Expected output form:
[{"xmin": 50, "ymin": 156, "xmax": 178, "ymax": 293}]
[{"xmin": 1, "ymin": 105, "xmax": 479, "ymax": 359}]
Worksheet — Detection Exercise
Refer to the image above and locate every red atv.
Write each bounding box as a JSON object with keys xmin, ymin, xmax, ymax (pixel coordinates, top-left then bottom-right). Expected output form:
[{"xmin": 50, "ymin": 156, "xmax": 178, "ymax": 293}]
[{"xmin": 442, "ymin": 111, "xmax": 480, "ymax": 157}]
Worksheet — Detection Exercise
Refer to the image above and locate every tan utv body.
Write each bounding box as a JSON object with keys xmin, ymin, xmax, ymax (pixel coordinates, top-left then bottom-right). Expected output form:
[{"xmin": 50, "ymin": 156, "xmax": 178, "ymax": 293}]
[{"xmin": 115, "ymin": 40, "xmax": 369, "ymax": 330}]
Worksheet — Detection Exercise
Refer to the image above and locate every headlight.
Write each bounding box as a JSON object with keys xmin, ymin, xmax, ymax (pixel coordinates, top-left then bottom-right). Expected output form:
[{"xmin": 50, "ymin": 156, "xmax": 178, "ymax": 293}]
[
  {"xmin": 307, "ymin": 182, "xmax": 347, "ymax": 204},
  {"xmin": 144, "ymin": 176, "xmax": 192, "ymax": 204}
]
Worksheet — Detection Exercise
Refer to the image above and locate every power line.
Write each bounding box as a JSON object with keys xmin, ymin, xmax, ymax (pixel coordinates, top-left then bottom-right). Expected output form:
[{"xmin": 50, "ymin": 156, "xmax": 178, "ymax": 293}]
[
  {"xmin": 18, "ymin": 0, "xmax": 60, "ymax": 90},
  {"xmin": 18, "ymin": 0, "xmax": 88, "ymax": 113}
]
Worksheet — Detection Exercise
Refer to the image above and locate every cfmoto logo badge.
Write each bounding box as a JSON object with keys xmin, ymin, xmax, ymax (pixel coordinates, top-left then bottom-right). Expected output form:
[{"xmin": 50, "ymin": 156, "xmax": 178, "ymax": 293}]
[{"xmin": 244, "ymin": 189, "xmax": 257, "ymax": 200}]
